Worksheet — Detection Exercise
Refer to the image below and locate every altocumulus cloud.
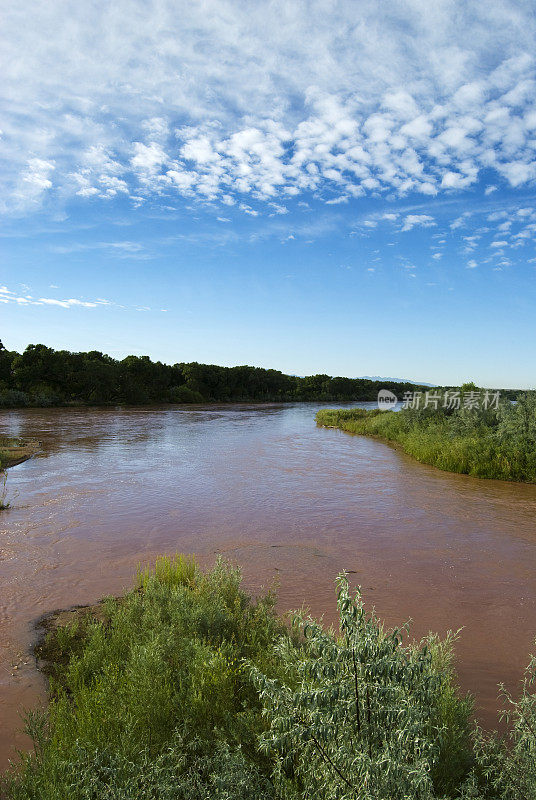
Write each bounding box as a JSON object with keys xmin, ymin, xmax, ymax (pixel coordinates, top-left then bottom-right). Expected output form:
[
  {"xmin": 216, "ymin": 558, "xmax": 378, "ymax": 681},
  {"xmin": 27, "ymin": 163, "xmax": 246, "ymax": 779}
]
[{"xmin": 2, "ymin": 0, "xmax": 536, "ymax": 214}]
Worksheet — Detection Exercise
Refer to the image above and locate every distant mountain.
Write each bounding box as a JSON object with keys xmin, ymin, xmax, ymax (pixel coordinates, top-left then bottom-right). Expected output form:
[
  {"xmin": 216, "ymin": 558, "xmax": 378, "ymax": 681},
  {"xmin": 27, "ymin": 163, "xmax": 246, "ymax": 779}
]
[{"xmin": 361, "ymin": 376, "xmax": 435, "ymax": 386}]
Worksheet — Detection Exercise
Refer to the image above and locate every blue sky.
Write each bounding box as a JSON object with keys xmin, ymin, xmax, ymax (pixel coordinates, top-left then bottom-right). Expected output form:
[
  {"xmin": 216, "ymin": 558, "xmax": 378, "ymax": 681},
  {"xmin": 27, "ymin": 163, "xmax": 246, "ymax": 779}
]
[{"xmin": 1, "ymin": 1, "xmax": 536, "ymax": 387}]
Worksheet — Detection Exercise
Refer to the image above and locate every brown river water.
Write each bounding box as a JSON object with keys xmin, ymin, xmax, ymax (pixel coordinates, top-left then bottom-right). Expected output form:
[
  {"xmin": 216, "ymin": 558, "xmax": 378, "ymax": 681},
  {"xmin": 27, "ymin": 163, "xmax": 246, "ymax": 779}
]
[{"xmin": 1, "ymin": 403, "xmax": 536, "ymax": 769}]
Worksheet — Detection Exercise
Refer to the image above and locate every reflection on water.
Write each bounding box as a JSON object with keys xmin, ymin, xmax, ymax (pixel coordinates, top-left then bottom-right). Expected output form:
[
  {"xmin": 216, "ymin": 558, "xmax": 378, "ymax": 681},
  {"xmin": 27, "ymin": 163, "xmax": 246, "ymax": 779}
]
[{"xmin": 1, "ymin": 402, "xmax": 536, "ymax": 768}]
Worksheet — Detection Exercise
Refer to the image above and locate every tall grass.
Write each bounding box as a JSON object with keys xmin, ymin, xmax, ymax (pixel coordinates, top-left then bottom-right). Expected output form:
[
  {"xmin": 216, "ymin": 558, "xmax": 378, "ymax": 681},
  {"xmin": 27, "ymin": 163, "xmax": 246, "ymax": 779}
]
[{"xmin": 316, "ymin": 392, "xmax": 536, "ymax": 482}]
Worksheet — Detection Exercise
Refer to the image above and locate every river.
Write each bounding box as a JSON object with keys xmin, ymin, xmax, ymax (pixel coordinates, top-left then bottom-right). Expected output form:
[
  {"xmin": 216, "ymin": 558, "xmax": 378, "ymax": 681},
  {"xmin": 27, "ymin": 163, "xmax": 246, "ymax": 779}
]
[{"xmin": 1, "ymin": 403, "xmax": 536, "ymax": 768}]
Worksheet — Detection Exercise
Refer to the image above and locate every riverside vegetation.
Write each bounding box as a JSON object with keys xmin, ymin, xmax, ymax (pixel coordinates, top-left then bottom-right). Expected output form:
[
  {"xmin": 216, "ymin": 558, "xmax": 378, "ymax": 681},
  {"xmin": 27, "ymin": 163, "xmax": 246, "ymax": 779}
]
[
  {"xmin": 2, "ymin": 556, "xmax": 536, "ymax": 799},
  {"xmin": 316, "ymin": 388, "xmax": 536, "ymax": 483}
]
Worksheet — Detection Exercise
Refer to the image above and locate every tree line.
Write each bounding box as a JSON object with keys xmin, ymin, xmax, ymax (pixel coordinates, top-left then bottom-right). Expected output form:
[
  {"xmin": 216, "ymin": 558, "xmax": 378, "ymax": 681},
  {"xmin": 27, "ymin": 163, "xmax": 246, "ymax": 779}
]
[{"xmin": 0, "ymin": 342, "xmax": 426, "ymax": 406}]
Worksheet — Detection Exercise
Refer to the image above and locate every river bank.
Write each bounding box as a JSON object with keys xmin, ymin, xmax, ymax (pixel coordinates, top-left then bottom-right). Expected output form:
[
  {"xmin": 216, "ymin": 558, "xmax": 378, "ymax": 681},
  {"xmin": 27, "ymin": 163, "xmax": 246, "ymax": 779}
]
[{"xmin": 316, "ymin": 395, "xmax": 536, "ymax": 482}]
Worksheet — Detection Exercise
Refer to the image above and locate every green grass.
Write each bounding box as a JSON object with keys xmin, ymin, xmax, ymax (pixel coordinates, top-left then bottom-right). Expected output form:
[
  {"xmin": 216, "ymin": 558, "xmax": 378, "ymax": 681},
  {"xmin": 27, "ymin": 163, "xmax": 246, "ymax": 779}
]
[{"xmin": 316, "ymin": 395, "xmax": 536, "ymax": 482}]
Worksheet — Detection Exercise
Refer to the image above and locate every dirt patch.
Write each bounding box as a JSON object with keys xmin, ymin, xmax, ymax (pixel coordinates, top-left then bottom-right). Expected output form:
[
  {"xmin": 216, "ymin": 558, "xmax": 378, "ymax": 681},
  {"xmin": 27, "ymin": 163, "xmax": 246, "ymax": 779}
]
[{"xmin": 33, "ymin": 601, "xmax": 113, "ymax": 679}]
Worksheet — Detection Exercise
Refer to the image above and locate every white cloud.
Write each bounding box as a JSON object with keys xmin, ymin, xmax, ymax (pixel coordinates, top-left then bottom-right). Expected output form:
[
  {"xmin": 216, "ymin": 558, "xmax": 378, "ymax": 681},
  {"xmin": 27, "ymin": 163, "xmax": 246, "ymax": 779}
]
[
  {"xmin": 38, "ymin": 297, "xmax": 98, "ymax": 308},
  {"xmin": 181, "ymin": 136, "xmax": 218, "ymax": 166},
  {"xmin": 268, "ymin": 202, "xmax": 289, "ymax": 215},
  {"xmin": 401, "ymin": 214, "xmax": 436, "ymax": 232},
  {"xmin": 131, "ymin": 142, "xmax": 168, "ymax": 174},
  {"xmin": 0, "ymin": 286, "xmax": 114, "ymax": 309},
  {"xmin": 239, "ymin": 203, "xmax": 259, "ymax": 217},
  {"xmin": 325, "ymin": 195, "xmax": 349, "ymax": 205},
  {"xmin": 50, "ymin": 240, "xmax": 148, "ymax": 258},
  {"xmin": 497, "ymin": 160, "xmax": 536, "ymax": 185},
  {"xmin": 400, "ymin": 115, "xmax": 433, "ymax": 140},
  {"xmin": 451, "ymin": 212, "xmax": 472, "ymax": 229},
  {"xmin": 166, "ymin": 169, "xmax": 196, "ymax": 192},
  {"xmin": 10, "ymin": 158, "xmax": 55, "ymax": 211},
  {"xmin": 347, "ymin": 199, "xmax": 536, "ymax": 273},
  {"xmin": 0, "ymin": 283, "xmax": 161, "ymax": 312}
]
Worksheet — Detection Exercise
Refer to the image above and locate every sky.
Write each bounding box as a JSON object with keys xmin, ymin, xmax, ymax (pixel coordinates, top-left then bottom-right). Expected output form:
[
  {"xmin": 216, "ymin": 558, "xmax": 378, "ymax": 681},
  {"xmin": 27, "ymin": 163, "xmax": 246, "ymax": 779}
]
[{"xmin": 1, "ymin": 0, "xmax": 536, "ymax": 388}]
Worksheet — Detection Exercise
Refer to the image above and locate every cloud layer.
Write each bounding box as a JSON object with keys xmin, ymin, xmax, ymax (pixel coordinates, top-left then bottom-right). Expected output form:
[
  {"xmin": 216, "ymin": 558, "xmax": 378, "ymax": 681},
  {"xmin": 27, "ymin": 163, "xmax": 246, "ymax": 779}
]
[{"xmin": 2, "ymin": 0, "xmax": 536, "ymax": 214}]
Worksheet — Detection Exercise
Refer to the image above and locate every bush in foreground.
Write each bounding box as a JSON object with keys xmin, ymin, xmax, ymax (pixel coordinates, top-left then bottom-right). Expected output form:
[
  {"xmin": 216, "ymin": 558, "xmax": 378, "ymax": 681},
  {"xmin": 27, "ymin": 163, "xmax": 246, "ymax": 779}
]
[
  {"xmin": 2, "ymin": 556, "xmax": 536, "ymax": 799},
  {"xmin": 4, "ymin": 556, "xmax": 283, "ymax": 799}
]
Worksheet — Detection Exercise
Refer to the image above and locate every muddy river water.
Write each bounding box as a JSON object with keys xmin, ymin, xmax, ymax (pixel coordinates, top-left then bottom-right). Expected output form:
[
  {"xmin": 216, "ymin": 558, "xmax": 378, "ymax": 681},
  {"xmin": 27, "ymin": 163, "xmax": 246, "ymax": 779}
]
[{"xmin": 1, "ymin": 403, "xmax": 536, "ymax": 768}]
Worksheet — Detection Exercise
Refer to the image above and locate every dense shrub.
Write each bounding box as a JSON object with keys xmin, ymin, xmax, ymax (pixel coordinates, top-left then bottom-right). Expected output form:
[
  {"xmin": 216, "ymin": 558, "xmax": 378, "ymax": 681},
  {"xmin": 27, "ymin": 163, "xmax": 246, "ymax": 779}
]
[{"xmin": 0, "ymin": 390, "xmax": 29, "ymax": 408}]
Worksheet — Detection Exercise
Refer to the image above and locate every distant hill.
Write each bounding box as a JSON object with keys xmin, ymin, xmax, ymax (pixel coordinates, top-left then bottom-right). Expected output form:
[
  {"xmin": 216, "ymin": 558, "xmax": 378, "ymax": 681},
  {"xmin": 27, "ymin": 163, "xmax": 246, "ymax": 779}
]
[{"xmin": 361, "ymin": 376, "xmax": 435, "ymax": 386}]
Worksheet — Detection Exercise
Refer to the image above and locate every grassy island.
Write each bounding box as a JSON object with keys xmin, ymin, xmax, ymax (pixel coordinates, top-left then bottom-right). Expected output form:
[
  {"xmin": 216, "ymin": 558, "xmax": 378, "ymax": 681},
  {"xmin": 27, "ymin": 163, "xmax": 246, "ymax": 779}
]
[
  {"xmin": 3, "ymin": 555, "xmax": 536, "ymax": 799},
  {"xmin": 316, "ymin": 390, "xmax": 536, "ymax": 483},
  {"xmin": 0, "ymin": 438, "xmax": 40, "ymax": 470}
]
